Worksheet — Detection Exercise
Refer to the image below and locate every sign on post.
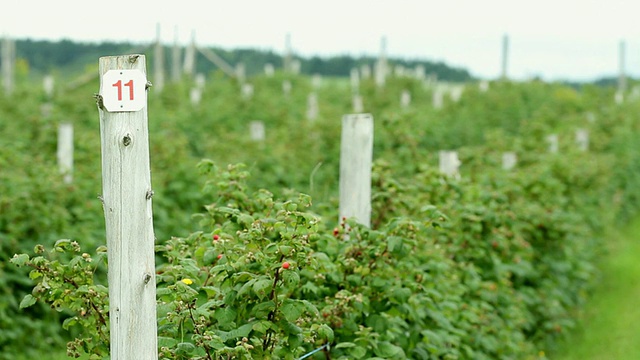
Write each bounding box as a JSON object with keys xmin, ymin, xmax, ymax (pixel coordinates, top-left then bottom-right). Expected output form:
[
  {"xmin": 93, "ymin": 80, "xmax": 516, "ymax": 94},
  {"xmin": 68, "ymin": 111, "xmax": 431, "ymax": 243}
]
[
  {"xmin": 97, "ymin": 54, "xmax": 157, "ymax": 360},
  {"xmin": 101, "ymin": 70, "xmax": 147, "ymax": 111}
]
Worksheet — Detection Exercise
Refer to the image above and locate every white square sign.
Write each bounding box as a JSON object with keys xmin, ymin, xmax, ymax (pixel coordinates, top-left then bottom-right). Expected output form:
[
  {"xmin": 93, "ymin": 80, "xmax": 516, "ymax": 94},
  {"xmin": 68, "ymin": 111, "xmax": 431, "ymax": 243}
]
[{"xmin": 100, "ymin": 70, "xmax": 147, "ymax": 112}]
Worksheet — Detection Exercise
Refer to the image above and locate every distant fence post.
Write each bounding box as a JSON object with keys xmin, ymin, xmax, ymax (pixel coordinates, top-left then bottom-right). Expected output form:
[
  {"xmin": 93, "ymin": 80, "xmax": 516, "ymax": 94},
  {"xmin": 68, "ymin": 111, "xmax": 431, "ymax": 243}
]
[
  {"xmin": 97, "ymin": 54, "xmax": 157, "ymax": 360},
  {"xmin": 339, "ymin": 114, "xmax": 374, "ymax": 227},
  {"xmin": 1, "ymin": 36, "xmax": 15, "ymax": 95},
  {"xmin": 57, "ymin": 122, "xmax": 73, "ymax": 184}
]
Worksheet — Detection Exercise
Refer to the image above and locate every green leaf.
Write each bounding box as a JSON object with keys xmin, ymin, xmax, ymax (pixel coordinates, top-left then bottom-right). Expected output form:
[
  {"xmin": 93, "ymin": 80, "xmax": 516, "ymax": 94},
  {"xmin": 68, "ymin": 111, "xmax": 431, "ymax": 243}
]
[
  {"xmin": 11, "ymin": 253, "xmax": 29, "ymax": 267},
  {"xmin": 281, "ymin": 300, "xmax": 305, "ymax": 322},
  {"xmin": 317, "ymin": 324, "xmax": 334, "ymax": 342},
  {"xmin": 19, "ymin": 294, "xmax": 37, "ymax": 309},
  {"xmin": 252, "ymin": 278, "xmax": 272, "ymax": 300},
  {"xmin": 375, "ymin": 342, "xmax": 404, "ymax": 357},
  {"xmin": 62, "ymin": 316, "xmax": 78, "ymax": 330}
]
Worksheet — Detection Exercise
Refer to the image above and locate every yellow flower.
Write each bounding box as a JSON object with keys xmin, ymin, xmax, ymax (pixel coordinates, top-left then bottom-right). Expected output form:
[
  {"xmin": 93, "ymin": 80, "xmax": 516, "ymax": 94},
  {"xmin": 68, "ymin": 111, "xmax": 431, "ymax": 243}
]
[{"xmin": 180, "ymin": 278, "xmax": 193, "ymax": 285}]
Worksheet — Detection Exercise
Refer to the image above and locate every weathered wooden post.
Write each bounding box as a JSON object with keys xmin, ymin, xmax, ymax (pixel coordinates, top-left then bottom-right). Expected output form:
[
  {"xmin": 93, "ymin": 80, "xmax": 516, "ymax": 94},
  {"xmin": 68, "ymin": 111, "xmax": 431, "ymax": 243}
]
[
  {"xmin": 501, "ymin": 33, "xmax": 509, "ymax": 80},
  {"xmin": 250, "ymin": 120, "xmax": 266, "ymax": 141},
  {"xmin": 284, "ymin": 33, "xmax": 293, "ymax": 73},
  {"xmin": 153, "ymin": 24, "xmax": 165, "ymax": 94},
  {"xmin": 306, "ymin": 92, "xmax": 318, "ymax": 121},
  {"xmin": 171, "ymin": 26, "xmax": 182, "ymax": 83},
  {"xmin": 439, "ymin": 151, "xmax": 461, "ymax": 177},
  {"xmin": 576, "ymin": 129, "xmax": 589, "ymax": 151},
  {"xmin": 502, "ymin": 152, "xmax": 517, "ymax": 170},
  {"xmin": 353, "ymin": 95, "xmax": 364, "ymax": 113},
  {"xmin": 350, "ymin": 68, "xmax": 360, "ymax": 94},
  {"xmin": 401, "ymin": 90, "xmax": 411, "ymax": 109},
  {"xmin": 546, "ymin": 134, "xmax": 559, "ymax": 153},
  {"xmin": 339, "ymin": 114, "xmax": 374, "ymax": 227},
  {"xmin": 183, "ymin": 30, "xmax": 196, "ymax": 78},
  {"xmin": 97, "ymin": 54, "xmax": 157, "ymax": 360},
  {"xmin": 1, "ymin": 36, "xmax": 15, "ymax": 95},
  {"xmin": 616, "ymin": 40, "xmax": 626, "ymax": 104},
  {"xmin": 375, "ymin": 36, "xmax": 388, "ymax": 87},
  {"xmin": 57, "ymin": 122, "xmax": 73, "ymax": 184}
]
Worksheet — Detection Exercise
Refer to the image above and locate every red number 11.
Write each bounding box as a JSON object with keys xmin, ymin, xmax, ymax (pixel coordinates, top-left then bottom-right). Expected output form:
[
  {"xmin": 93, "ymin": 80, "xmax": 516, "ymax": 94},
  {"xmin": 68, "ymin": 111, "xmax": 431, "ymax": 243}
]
[{"xmin": 112, "ymin": 79, "xmax": 134, "ymax": 101}]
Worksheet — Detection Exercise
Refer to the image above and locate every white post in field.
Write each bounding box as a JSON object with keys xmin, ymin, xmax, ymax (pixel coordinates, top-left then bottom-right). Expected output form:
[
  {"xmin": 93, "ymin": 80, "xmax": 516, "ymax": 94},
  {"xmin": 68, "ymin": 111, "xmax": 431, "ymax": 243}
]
[
  {"xmin": 479, "ymin": 80, "xmax": 489, "ymax": 92},
  {"xmin": 312, "ymin": 74, "xmax": 322, "ymax": 89},
  {"xmin": 350, "ymin": 68, "xmax": 360, "ymax": 94},
  {"xmin": 375, "ymin": 36, "xmax": 388, "ymax": 87},
  {"xmin": 339, "ymin": 114, "xmax": 374, "ymax": 227},
  {"xmin": 43, "ymin": 75, "xmax": 55, "ymax": 98},
  {"xmin": 502, "ymin": 152, "xmax": 517, "ymax": 170},
  {"xmin": 236, "ymin": 63, "xmax": 246, "ymax": 83},
  {"xmin": 401, "ymin": 90, "xmax": 411, "ymax": 109},
  {"xmin": 1, "ymin": 36, "xmax": 15, "ymax": 95},
  {"xmin": 576, "ymin": 129, "xmax": 589, "ymax": 151},
  {"xmin": 264, "ymin": 63, "xmax": 275, "ymax": 76},
  {"xmin": 360, "ymin": 64, "xmax": 371, "ymax": 79},
  {"xmin": 306, "ymin": 92, "xmax": 318, "ymax": 121},
  {"xmin": 433, "ymin": 86, "xmax": 444, "ymax": 109},
  {"xmin": 42, "ymin": 75, "xmax": 55, "ymax": 118},
  {"xmin": 616, "ymin": 40, "xmax": 626, "ymax": 104},
  {"xmin": 241, "ymin": 83, "xmax": 254, "ymax": 100},
  {"xmin": 190, "ymin": 87, "xmax": 202, "ymax": 105},
  {"xmin": 249, "ymin": 120, "xmax": 266, "ymax": 141},
  {"xmin": 353, "ymin": 95, "xmax": 364, "ymax": 113},
  {"xmin": 97, "ymin": 54, "xmax": 157, "ymax": 360},
  {"xmin": 291, "ymin": 60, "xmax": 301, "ymax": 75},
  {"xmin": 282, "ymin": 80, "xmax": 292, "ymax": 96},
  {"xmin": 501, "ymin": 33, "xmax": 509, "ymax": 80},
  {"xmin": 546, "ymin": 134, "xmax": 558, "ymax": 153},
  {"xmin": 439, "ymin": 151, "xmax": 461, "ymax": 177},
  {"xmin": 171, "ymin": 26, "xmax": 181, "ymax": 82},
  {"xmin": 415, "ymin": 65, "xmax": 425, "ymax": 80},
  {"xmin": 153, "ymin": 24, "xmax": 165, "ymax": 94},
  {"xmin": 57, "ymin": 122, "xmax": 74, "ymax": 184},
  {"xmin": 284, "ymin": 33, "xmax": 292, "ymax": 73},
  {"xmin": 183, "ymin": 30, "xmax": 196, "ymax": 78}
]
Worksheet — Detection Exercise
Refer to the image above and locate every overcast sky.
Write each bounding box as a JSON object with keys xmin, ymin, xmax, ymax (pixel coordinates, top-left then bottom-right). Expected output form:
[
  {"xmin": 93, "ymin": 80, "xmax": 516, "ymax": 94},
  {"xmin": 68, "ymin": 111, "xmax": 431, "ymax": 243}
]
[{"xmin": 1, "ymin": 0, "xmax": 638, "ymax": 81}]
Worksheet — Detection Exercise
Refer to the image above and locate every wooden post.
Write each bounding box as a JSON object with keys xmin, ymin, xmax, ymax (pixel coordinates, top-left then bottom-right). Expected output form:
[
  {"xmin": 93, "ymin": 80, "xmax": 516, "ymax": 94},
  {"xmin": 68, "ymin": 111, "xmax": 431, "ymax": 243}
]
[
  {"xmin": 312, "ymin": 74, "xmax": 322, "ymax": 89},
  {"xmin": 171, "ymin": 26, "xmax": 181, "ymax": 82},
  {"xmin": 57, "ymin": 122, "xmax": 73, "ymax": 184},
  {"xmin": 375, "ymin": 36, "xmax": 387, "ymax": 87},
  {"xmin": 433, "ymin": 86, "xmax": 443, "ymax": 109},
  {"xmin": 97, "ymin": 54, "xmax": 157, "ymax": 360},
  {"xmin": 616, "ymin": 40, "xmax": 626, "ymax": 104},
  {"xmin": 236, "ymin": 63, "xmax": 246, "ymax": 83},
  {"xmin": 241, "ymin": 83, "xmax": 254, "ymax": 100},
  {"xmin": 576, "ymin": 129, "xmax": 589, "ymax": 151},
  {"xmin": 501, "ymin": 33, "xmax": 509, "ymax": 80},
  {"xmin": 353, "ymin": 95, "xmax": 364, "ymax": 113},
  {"xmin": 190, "ymin": 87, "xmax": 202, "ymax": 105},
  {"xmin": 439, "ymin": 151, "xmax": 461, "ymax": 177},
  {"xmin": 401, "ymin": 90, "xmax": 411, "ymax": 108},
  {"xmin": 1, "ymin": 36, "xmax": 15, "ymax": 95},
  {"xmin": 282, "ymin": 80, "xmax": 292, "ymax": 96},
  {"xmin": 502, "ymin": 152, "xmax": 517, "ymax": 170},
  {"xmin": 153, "ymin": 24, "xmax": 165, "ymax": 94},
  {"xmin": 339, "ymin": 114, "xmax": 374, "ymax": 227},
  {"xmin": 183, "ymin": 30, "xmax": 196, "ymax": 78},
  {"xmin": 264, "ymin": 63, "xmax": 275, "ymax": 76},
  {"xmin": 546, "ymin": 134, "xmax": 558, "ymax": 153},
  {"xmin": 250, "ymin": 120, "xmax": 265, "ymax": 141},
  {"xmin": 284, "ymin": 33, "xmax": 292, "ymax": 73},
  {"xmin": 306, "ymin": 92, "xmax": 318, "ymax": 121},
  {"xmin": 350, "ymin": 68, "xmax": 360, "ymax": 94}
]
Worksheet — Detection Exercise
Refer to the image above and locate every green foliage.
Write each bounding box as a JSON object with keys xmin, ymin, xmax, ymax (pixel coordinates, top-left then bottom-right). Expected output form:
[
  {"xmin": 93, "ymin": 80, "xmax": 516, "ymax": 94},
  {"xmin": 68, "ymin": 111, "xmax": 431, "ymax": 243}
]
[{"xmin": 3, "ymin": 67, "xmax": 640, "ymax": 359}]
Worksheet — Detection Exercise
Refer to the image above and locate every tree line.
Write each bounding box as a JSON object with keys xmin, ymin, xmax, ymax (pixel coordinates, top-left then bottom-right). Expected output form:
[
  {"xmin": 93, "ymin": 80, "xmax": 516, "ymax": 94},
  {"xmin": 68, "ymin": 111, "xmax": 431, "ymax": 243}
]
[{"xmin": 11, "ymin": 38, "xmax": 474, "ymax": 82}]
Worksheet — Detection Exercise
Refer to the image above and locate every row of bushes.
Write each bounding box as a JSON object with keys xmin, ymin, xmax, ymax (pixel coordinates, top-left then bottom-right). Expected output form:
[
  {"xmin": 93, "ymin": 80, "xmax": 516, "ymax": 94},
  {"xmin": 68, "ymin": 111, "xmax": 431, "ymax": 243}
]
[{"xmin": 2, "ymin": 69, "xmax": 640, "ymax": 358}]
